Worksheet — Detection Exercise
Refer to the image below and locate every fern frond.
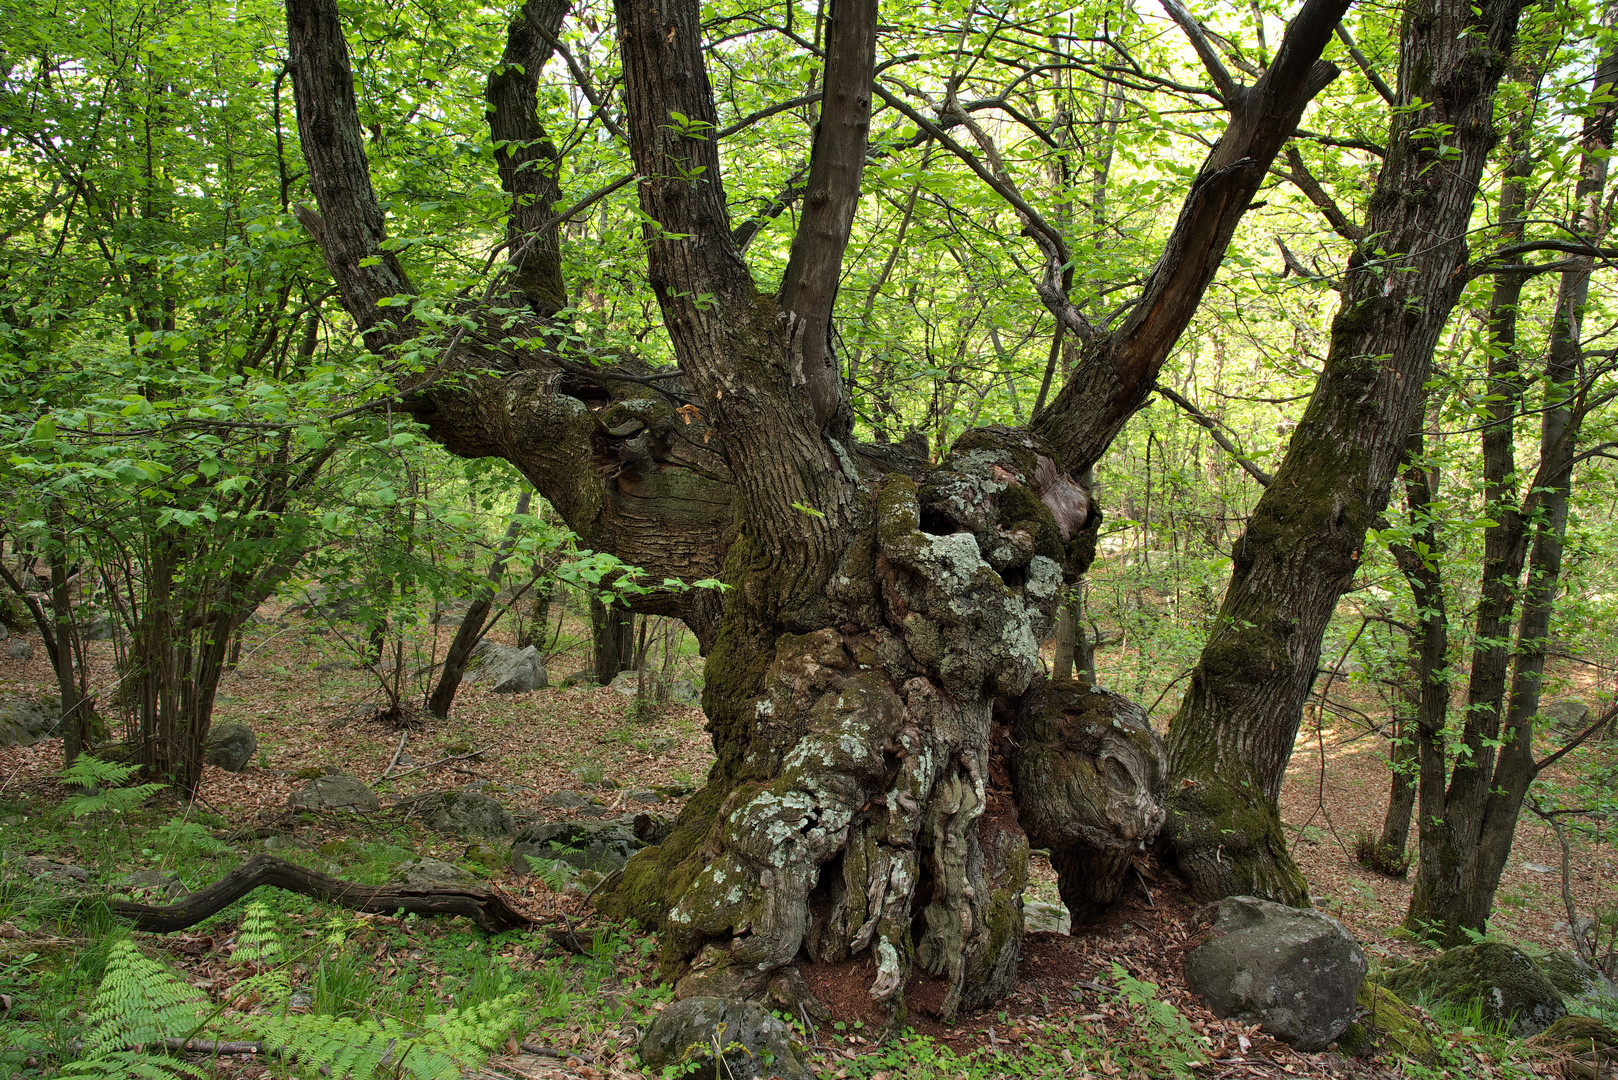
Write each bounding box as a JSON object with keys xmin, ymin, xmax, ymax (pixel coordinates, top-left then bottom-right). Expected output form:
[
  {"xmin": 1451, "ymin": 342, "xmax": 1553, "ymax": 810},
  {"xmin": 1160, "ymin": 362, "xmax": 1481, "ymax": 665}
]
[
  {"xmin": 237, "ymin": 990, "xmax": 525, "ymax": 1079},
  {"xmin": 61, "ymin": 1049, "xmax": 206, "ymax": 1080},
  {"xmin": 81, "ymin": 940, "xmax": 207, "ymax": 1058},
  {"xmin": 231, "ymin": 901, "xmax": 284, "ymax": 966}
]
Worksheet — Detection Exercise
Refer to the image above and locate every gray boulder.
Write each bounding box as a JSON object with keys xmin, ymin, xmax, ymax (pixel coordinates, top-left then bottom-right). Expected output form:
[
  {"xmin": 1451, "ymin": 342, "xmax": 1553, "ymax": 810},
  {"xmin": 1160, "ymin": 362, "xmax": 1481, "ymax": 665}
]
[
  {"xmin": 395, "ymin": 789, "xmax": 515, "ymax": 838},
  {"xmin": 5, "ymin": 640, "xmax": 32, "ymax": 661},
  {"xmin": 390, "ymin": 858, "xmax": 478, "ymax": 887},
  {"xmin": 204, "ymin": 722, "xmax": 257, "ymax": 772},
  {"xmin": 0, "ymin": 696, "xmax": 59, "ymax": 747},
  {"xmin": 1543, "ymin": 699, "xmax": 1593, "ymax": 734},
  {"xmin": 1185, "ymin": 895, "xmax": 1367, "ymax": 1051},
  {"xmin": 1535, "ymin": 949, "xmax": 1617, "ymax": 1004},
  {"xmin": 288, "ymin": 773, "xmax": 380, "ymax": 812},
  {"xmin": 16, "ymin": 857, "xmax": 90, "ymax": 884},
  {"xmin": 470, "ymin": 643, "xmax": 547, "ymax": 694},
  {"xmin": 1383, "ymin": 942, "xmax": 1566, "ymax": 1036},
  {"xmin": 513, "ymin": 819, "xmax": 644, "ymax": 873},
  {"xmin": 639, "ymin": 996, "xmax": 811, "ymax": 1080}
]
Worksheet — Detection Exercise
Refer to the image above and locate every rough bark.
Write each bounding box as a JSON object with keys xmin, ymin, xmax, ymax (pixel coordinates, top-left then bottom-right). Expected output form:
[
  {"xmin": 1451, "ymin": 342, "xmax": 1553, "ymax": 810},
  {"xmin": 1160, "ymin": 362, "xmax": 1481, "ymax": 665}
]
[
  {"xmin": 111, "ymin": 854, "xmax": 531, "ymax": 933},
  {"xmin": 590, "ymin": 597, "xmax": 635, "ymax": 682},
  {"xmin": 1009, "ymin": 679, "xmax": 1166, "ymax": 922},
  {"xmin": 1162, "ymin": 0, "xmax": 1529, "ymax": 904},
  {"xmin": 1378, "ymin": 435, "xmax": 1446, "ymax": 869}
]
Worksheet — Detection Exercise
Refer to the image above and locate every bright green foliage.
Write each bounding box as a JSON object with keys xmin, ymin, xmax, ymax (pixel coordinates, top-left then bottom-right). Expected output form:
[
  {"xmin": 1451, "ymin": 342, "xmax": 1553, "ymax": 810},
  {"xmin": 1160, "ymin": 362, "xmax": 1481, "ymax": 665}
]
[
  {"xmin": 243, "ymin": 1003, "xmax": 524, "ymax": 1080},
  {"xmin": 59, "ymin": 757, "xmax": 163, "ymax": 820},
  {"xmin": 65, "ymin": 940, "xmax": 208, "ymax": 1079},
  {"xmin": 1108, "ymin": 964, "xmax": 1208, "ymax": 1077},
  {"xmin": 64, "ymin": 908, "xmax": 523, "ymax": 1080}
]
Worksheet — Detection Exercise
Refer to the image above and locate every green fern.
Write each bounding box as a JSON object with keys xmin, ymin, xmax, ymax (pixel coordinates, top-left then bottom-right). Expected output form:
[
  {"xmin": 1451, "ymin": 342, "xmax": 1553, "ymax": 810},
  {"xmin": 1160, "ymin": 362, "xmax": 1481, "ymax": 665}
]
[
  {"xmin": 65, "ymin": 939, "xmax": 209, "ymax": 1080},
  {"xmin": 242, "ymin": 995, "xmax": 523, "ymax": 1080},
  {"xmin": 72, "ymin": 913, "xmax": 524, "ymax": 1080},
  {"xmin": 60, "ymin": 1049, "xmax": 205, "ymax": 1080},
  {"xmin": 229, "ymin": 901, "xmax": 291, "ymax": 1002},
  {"xmin": 80, "ymin": 939, "xmax": 207, "ymax": 1055}
]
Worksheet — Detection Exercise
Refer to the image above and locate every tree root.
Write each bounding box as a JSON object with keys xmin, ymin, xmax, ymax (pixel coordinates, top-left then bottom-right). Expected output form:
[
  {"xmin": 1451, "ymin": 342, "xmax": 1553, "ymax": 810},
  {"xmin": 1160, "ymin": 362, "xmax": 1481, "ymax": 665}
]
[{"xmin": 109, "ymin": 854, "xmax": 532, "ymax": 933}]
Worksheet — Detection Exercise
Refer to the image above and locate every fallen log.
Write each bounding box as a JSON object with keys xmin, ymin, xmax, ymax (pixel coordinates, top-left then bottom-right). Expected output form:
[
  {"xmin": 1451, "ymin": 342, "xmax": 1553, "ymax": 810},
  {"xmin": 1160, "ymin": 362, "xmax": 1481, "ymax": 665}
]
[{"xmin": 110, "ymin": 854, "xmax": 532, "ymax": 933}]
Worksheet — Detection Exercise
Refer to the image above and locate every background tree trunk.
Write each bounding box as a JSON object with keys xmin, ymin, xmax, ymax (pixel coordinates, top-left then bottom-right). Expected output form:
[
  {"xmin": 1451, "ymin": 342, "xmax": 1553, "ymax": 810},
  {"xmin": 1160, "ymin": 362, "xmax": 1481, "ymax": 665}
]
[
  {"xmin": 428, "ymin": 489, "xmax": 533, "ymax": 717},
  {"xmin": 1162, "ymin": 0, "xmax": 1528, "ymax": 903}
]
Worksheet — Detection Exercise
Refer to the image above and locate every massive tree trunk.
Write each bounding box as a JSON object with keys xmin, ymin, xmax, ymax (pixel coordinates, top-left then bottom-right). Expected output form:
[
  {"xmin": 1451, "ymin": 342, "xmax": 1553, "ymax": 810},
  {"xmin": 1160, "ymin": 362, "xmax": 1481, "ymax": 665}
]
[
  {"xmin": 1161, "ymin": 0, "xmax": 1529, "ymax": 903},
  {"xmin": 286, "ymin": 0, "xmax": 1346, "ymax": 1023}
]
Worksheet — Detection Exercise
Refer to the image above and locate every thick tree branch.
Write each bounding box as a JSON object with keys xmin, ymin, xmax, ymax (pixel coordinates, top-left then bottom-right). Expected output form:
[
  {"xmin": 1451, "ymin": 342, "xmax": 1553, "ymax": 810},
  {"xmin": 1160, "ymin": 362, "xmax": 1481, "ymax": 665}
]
[
  {"xmin": 1281, "ymin": 145, "xmax": 1364, "ymax": 241},
  {"xmin": 112, "ymin": 855, "xmax": 532, "ymax": 933},
  {"xmin": 1033, "ymin": 0, "xmax": 1348, "ymax": 472},
  {"xmin": 779, "ymin": 0, "xmax": 878, "ymax": 427},
  {"xmin": 284, "ymin": 0, "xmax": 413, "ymax": 342},
  {"xmin": 488, "ymin": 0, "xmax": 570, "ymax": 315},
  {"xmin": 1333, "ymin": 22, "xmax": 1396, "ymax": 105}
]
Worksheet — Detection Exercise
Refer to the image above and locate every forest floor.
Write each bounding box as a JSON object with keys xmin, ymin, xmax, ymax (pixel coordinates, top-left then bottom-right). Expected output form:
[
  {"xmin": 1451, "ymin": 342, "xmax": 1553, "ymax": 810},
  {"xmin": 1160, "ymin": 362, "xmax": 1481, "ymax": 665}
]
[{"xmin": 0, "ymin": 604, "xmax": 1612, "ymax": 1079}]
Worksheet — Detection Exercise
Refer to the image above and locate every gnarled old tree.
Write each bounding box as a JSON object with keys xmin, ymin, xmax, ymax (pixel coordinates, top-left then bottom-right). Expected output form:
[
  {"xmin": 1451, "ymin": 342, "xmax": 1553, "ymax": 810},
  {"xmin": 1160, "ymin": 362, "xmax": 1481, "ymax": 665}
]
[{"xmin": 286, "ymin": 0, "xmax": 1347, "ymax": 1021}]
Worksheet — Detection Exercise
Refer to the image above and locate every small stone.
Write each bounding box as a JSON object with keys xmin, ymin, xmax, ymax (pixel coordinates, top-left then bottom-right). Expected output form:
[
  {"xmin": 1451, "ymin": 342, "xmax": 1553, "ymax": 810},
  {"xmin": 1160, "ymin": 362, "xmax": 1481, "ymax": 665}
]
[
  {"xmin": 652, "ymin": 782, "xmax": 696, "ymax": 799},
  {"xmin": 18, "ymin": 857, "xmax": 90, "ymax": 883},
  {"xmin": 639, "ymin": 996, "xmax": 811, "ymax": 1080},
  {"xmin": 629, "ymin": 790, "xmax": 665, "ymax": 805},
  {"xmin": 1023, "ymin": 899, "xmax": 1070, "ymax": 935},
  {"xmin": 540, "ymin": 789, "xmax": 593, "ymax": 809},
  {"xmin": 390, "ymin": 858, "xmax": 478, "ymax": 887},
  {"xmin": 204, "ymin": 722, "xmax": 257, "ymax": 772},
  {"xmin": 288, "ymin": 773, "xmax": 380, "ymax": 812},
  {"xmin": 394, "ymin": 789, "xmax": 514, "ymax": 838},
  {"xmin": 117, "ymin": 868, "xmax": 187, "ymax": 900},
  {"xmin": 1542, "ymin": 699, "xmax": 1592, "ymax": 732},
  {"xmin": 608, "ymin": 670, "xmax": 641, "ymax": 696},
  {"xmin": 0, "ymin": 695, "xmax": 59, "ymax": 747},
  {"xmin": 469, "ymin": 642, "xmax": 548, "ymax": 694},
  {"xmin": 5, "ymin": 640, "xmax": 32, "ymax": 661},
  {"xmin": 512, "ymin": 820, "xmax": 645, "ymax": 873}
]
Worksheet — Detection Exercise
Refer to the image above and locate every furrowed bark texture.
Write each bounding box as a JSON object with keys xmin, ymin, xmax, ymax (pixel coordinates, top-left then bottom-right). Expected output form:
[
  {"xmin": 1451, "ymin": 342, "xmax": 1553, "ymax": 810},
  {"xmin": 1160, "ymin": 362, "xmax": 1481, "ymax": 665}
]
[
  {"xmin": 286, "ymin": 0, "xmax": 732, "ymax": 644},
  {"xmin": 1162, "ymin": 0, "xmax": 1528, "ymax": 904}
]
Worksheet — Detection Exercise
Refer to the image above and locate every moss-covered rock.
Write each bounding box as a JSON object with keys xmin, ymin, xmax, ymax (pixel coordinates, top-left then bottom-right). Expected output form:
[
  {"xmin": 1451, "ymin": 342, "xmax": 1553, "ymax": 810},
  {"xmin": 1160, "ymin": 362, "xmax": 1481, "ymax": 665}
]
[
  {"xmin": 1534, "ymin": 950, "xmax": 1607, "ymax": 1001},
  {"xmin": 1527, "ymin": 1015, "xmax": 1618, "ymax": 1080},
  {"xmin": 1382, "ymin": 942, "xmax": 1567, "ymax": 1036},
  {"xmin": 1337, "ymin": 981, "xmax": 1437, "ymax": 1063}
]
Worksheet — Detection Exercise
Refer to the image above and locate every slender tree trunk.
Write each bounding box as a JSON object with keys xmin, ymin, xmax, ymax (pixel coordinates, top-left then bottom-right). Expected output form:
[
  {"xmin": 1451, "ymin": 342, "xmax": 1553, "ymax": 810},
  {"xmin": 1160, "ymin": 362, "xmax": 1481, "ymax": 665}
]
[
  {"xmin": 47, "ymin": 504, "xmax": 96, "ymax": 765},
  {"xmin": 589, "ymin": 598, "xmax": 635, "ymax": 684},
  {"xmin": 1405, "ymin": 31, "xmax": 1618, "ymax": 943},
  {"xmin": 1379, "ymin": 433, "xmax": 1447, "ymax": 869},
  {"xmin": 1162, "ymin": 0, "xmax": 1529, "ymax": 903},
  {"xmin": 428, "ymin": 490, "xmax": 533, "ymax": 718}
]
